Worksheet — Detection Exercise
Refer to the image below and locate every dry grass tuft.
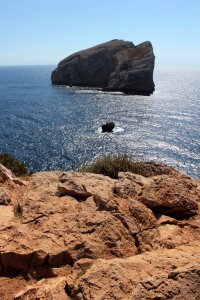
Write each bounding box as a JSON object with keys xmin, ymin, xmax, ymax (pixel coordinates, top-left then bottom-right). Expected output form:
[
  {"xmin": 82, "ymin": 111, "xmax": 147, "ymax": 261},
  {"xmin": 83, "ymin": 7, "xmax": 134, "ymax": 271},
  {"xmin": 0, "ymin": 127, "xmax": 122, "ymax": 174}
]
[{"xmin": 79, "ymin": 154, "xmax": 142, "ymax": 179}]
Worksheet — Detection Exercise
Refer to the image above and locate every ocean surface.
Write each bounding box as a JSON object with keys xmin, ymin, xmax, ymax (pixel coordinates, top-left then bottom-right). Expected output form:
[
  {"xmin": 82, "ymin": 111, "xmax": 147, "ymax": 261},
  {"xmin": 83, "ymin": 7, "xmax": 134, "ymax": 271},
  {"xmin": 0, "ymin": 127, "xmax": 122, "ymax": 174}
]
[{"xmin": 0, "ymin": 65, "xmax": 199, "ymax": 178}]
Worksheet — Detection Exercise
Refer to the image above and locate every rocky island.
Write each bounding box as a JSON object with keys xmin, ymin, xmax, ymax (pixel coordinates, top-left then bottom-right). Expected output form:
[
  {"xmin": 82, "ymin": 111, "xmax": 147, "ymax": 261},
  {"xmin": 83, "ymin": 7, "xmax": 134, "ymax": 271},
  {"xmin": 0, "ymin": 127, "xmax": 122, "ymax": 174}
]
[
  {"xmin": 0, "ymin": 161, "xmax": 199, "ymax": 299},
  {"xmin": 51, "ymin": 39, "xmax": 155, "ymax": 95}
]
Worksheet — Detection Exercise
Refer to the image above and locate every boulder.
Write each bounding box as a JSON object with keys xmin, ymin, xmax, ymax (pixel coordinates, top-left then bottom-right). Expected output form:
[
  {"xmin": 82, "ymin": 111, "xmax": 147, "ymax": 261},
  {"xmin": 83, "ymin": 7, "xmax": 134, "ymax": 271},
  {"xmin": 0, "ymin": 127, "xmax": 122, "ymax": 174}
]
[
  {"xmin": 138, "ymin": 176, "xmax": 199, "ymax": 216},
  {"xmin": 51, "ymin": 39, "xmax": 155, "ymax": 95}
]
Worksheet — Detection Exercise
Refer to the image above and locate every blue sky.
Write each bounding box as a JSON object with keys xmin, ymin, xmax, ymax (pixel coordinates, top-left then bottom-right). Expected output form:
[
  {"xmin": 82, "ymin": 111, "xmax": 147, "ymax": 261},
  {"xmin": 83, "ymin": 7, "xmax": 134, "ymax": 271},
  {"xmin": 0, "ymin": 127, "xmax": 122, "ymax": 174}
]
[{"xmin": 0, "ymin": 0, "xmax": 200, "ymax": 67}]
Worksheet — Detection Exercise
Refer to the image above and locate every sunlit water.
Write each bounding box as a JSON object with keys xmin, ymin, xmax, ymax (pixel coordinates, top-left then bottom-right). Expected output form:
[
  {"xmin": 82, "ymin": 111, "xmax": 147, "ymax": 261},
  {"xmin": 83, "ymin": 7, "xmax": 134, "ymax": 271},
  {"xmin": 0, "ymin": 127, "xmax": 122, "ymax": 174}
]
[{"xmin": 0, "ymin": 65, "xmax": 199, "ymax": 178}]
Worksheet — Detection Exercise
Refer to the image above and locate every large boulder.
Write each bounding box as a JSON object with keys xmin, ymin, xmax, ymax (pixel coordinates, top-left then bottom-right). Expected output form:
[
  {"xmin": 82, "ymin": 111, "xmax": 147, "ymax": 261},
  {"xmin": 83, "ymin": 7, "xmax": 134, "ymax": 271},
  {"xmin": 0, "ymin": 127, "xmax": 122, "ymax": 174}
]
[{"xmin": 51, "ymin": 39, "xmax": 155, "ymax": 95}]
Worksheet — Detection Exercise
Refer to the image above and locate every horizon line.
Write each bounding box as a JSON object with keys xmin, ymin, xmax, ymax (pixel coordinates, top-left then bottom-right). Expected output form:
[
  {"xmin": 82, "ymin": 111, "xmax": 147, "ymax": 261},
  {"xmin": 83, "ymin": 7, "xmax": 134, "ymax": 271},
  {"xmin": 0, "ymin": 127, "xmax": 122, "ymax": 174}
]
[{"xmin": 0, "ymin": 64, "xmax": 56, "ymax": 67}]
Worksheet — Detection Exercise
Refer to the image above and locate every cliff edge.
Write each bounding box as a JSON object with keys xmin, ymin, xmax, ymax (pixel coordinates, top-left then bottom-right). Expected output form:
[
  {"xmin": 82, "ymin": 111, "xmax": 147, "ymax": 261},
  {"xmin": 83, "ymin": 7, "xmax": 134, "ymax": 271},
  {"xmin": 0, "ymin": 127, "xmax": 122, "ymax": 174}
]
[{"xmin": 51, "ymin": 39, "xmax": 155, "ymax": 95}]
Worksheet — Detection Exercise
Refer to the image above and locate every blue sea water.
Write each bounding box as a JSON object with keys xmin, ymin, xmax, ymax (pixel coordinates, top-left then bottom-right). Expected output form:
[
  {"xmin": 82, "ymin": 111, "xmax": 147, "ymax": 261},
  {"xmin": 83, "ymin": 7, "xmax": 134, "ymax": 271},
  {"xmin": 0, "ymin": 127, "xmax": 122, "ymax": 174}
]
[{"xmin": 0, "ymin": 65, "xmax": 199, "ymax": 178}]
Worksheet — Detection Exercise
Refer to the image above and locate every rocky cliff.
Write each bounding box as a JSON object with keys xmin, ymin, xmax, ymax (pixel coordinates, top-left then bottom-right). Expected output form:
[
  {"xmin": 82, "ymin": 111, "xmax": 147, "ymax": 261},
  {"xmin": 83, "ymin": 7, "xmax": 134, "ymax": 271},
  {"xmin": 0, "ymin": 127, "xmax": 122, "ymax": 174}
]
[
  {"xmin": 51, "ymin": 39, "xmax": 155, "ymax": 95},
  {"xmin": 0, "ymin": 163, "xmax": 199, "ymax": 299}
]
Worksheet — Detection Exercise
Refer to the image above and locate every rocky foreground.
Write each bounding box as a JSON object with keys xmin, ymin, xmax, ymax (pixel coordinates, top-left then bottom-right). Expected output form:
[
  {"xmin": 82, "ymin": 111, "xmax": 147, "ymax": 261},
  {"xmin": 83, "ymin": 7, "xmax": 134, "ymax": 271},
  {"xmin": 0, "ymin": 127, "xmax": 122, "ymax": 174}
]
[
  {"xmin": 51, "ymin": 39, "xmax": 155, "ymax": 95},
  {"xmin": 0, "ymin": 162, "xmax": 199, "ymax": 299}
]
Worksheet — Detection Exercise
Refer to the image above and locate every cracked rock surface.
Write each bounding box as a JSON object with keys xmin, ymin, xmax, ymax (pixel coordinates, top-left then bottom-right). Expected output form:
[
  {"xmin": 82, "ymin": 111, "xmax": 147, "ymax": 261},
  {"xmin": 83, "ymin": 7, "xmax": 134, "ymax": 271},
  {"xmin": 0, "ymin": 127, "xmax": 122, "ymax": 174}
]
[{"xmin": 0, "ymin": 163, "xmax": 199, "ymax": 299}]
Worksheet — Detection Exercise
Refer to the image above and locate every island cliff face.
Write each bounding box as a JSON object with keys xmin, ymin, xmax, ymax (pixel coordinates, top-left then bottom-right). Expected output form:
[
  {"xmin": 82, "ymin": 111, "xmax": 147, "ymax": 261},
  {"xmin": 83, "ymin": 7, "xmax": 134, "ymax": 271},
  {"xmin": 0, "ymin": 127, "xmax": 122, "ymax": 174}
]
[{"xmin": 51, "ymin": 39, "xmax": 155, "ymax": 95}]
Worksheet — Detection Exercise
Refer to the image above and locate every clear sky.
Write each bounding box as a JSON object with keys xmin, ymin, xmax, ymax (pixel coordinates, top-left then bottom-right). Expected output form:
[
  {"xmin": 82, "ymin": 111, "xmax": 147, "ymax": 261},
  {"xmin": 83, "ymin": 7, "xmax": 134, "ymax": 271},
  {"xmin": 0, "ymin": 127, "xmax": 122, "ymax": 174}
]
[{"xmin": 0, "ymin": 0, "xmax": 200, "ymax": 67}]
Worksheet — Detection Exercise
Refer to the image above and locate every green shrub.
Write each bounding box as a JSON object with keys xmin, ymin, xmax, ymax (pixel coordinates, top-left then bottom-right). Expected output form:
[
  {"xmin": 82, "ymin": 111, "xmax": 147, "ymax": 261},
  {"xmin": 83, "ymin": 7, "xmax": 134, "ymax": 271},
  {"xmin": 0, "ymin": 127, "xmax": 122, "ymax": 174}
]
[
  {"xmin": 0, "ymin": 153, "xmax": 28, "ymax": 176},
  {"xmin": 79, "ymin": 154, "xmax": 141, "ymax": 179}
]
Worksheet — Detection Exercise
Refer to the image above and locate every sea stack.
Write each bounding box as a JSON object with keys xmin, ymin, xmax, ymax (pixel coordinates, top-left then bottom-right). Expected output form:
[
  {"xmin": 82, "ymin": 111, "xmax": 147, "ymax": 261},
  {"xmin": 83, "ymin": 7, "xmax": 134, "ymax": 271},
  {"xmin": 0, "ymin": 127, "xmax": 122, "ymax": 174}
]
[
  {"xmin": 51, "ymin": 39, "xmax": 155, "ymax": 95},
  {"xmin": 102, "ymin": 122, "xmax": 115, "ymax": 132}
]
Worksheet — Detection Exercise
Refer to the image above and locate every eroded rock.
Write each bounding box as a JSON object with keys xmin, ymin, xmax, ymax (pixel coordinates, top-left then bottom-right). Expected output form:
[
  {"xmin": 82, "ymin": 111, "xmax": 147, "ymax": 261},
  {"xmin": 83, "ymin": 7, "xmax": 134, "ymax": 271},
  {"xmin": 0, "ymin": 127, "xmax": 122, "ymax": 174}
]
[
  {"xmin": 69, "ymin": 244, "xmax": 200, "ymax": 300},
  {"xmin": 14, "ymin": 277, "xmax": 69, "ymax": 300},
  {"xmin": 138, "ymin": 176, "xmax": 199, "ymax": 216},
  {"xmin": 58, "ymin": 171, "xmax": 115, "ymax": 200},
  {"xmin": 51, "ymin": 39, "xmax": 155, "ymax": 95},
  {"xmin": 0, "ymin": 163, "xmax": 26, "ymax": 186},
  {"xmin": 0, "ymin": 165, "xmax": 199, "ymax": 299},
  {"xmin": 0, "ymin": 187, "xmax": 11, "ymax": 205}
]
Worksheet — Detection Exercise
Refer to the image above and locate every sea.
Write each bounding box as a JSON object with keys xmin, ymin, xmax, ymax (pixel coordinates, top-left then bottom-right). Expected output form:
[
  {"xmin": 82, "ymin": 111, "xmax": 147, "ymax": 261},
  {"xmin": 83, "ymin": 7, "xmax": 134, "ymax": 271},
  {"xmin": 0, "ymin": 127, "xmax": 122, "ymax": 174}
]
[{"xmin": 0, "ymin": 65, "xmax": 199, "ymax": 178}]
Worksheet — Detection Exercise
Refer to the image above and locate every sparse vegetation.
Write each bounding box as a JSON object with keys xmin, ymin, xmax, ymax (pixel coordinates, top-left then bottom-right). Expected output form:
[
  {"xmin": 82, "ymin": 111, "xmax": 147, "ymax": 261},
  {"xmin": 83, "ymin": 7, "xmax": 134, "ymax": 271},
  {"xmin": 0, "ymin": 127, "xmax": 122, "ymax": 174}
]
[
  {"xmin": 79, "ymin": 154, "xmax": 142, "ymax": 179},
  {"xmin": 0, "ymin": 153, "xmax": 28, "ymax": 176},
  {"xmin": 77, "ymin": 263, "xmax": 92, "ymax": 278},
  {"xmin": 80, "ymin": 263, "xmax": 91, "ymax": 271},
  {"xmin": 13, "ymin": 202, "xmax": 23, "ymax": 218}
]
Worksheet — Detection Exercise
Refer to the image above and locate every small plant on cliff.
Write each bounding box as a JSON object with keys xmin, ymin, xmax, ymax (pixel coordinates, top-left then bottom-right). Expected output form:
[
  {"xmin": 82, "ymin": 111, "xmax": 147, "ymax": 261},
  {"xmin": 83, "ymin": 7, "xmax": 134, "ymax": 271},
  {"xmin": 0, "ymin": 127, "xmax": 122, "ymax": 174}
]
[
  {"xmin": 77, "ymin": 263, "xmax": 92, "ymax": 278},
  {"xmin": 0, "ymin": 153, "xmax": 28, "ymax": 176},
  {"xmin": 13, "ymin": 202, "xmax": 23, "ymax": 218},
  {"xmin": 79, "ymin": 154, "xmax": 141, "ymax": 179}
]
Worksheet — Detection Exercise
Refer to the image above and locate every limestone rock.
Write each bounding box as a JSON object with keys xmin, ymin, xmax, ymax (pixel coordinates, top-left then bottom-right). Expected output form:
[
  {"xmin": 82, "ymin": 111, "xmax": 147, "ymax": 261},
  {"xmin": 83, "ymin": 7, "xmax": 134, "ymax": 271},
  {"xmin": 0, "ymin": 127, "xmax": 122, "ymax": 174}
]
[
  {"xmin": 70, "ymin": 244, "xmax": 200, "ymax": 299},
  {"xmin": 115, "ymin": 172, "xmax": 150, "ymax": 198},
  {"xmin": 58, "ymin": 171, "xmax": 115, "ymax": 200},
  {"xmin": 131, "ymin": 161, "xmax": 181, "ymax": 177},
  {"xmin": 0, "ymin": 163, "xmax": 26, "ymax": 186},
  {"xmin": 0, "ymin": 187, "xmax": 11, "ymax": 205},
  {"xmin": 0, "ymin": 164, "xmax": 199, "ymax": 299},
  {"xmin": 0, "ymin": 276, "xmax": 34, "ymax": 300},
  {"xmin": 138, "ymin": 176, "xmax": 199, "ymax": 216},
  {"xmin": 51, "ymin": 39, "xmax": 155, "ymax": 95},
  {"xmin": 0, "ymin": 163, "xmax": 14, "ymax": 182},
  {"xmin": 93, "ymin": 194, "xmax": 157, "ymax": 235},
  {"xmin": 14, "ymin": 277, "xmax": 69, "ymax": 300}
]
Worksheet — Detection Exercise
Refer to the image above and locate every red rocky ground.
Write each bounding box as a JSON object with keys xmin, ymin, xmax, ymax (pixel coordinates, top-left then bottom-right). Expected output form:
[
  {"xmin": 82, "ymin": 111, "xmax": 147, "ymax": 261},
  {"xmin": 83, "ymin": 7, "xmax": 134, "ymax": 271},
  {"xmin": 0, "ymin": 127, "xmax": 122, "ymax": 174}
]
[{"xmin": 0, "ymin": 162, "xmax": 199, "ymax": 299}]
